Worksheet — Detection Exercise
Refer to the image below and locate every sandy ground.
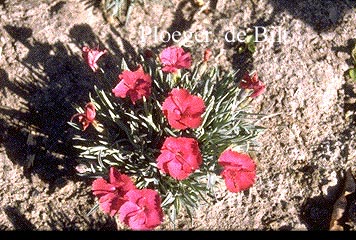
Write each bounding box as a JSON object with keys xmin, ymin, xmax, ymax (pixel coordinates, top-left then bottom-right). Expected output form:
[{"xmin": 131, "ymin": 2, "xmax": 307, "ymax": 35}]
[{"xmin": 0, "ymin": 0, "xmax": 356, "ymax": 230}]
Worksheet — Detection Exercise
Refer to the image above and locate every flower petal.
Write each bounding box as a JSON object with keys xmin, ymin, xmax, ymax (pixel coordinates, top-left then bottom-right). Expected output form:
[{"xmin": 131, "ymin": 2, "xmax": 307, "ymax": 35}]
[
  {"xmin": 218, "ymin": 149, "xmax": 257, "ymax": 193},
  {"xmin": 251, "ymin": 84, "xmax": 266, "ymax": 98},
  {"xmin": 162, "ymin": 88, "xmax": 205, "ymax": 130},
  {"xmin": 84, "ymin": 102, "xmax": 96, "ymax": 122},
  {"xmin": 82, "ymin": 46, "xmax": 106, "ymax": 72},
  {"xmin": 218, "ymin": 149, "xmax": 256, "ymax": 171},
  {"xmin": 98, "ymin": 192, "xmax": 122, "ymax": 216},
  {"xmin": 159, "ymin": 46, "xmax": 192, "ymax": 73},
  {"xmin": 119, "ymin": 189, "xmax": 163, "ymax": 230},
  {"xmin": 156, "ymin": 137, "xmax": 202, "ymax": 180},
  {"xmin": 222, "ymin": 168, "xmax": 256, "ymax": 192},
  {"xmin": 92, "ymin": 178, "xmax": 115, "ymax": 197},
  {"xmin": 112, "ymin": 80, "xmax": 130, "ymax": 98},
  {"xmin": 113, "ymin": 66, "xmax": 152, "ymax": 104},
  {"xmin": 109, "ymin": 167, "xmax": 136, "ymax": 193},
  {"xmin": 166, "ymin": 159, "xmax": 186, "ymax": 180}
]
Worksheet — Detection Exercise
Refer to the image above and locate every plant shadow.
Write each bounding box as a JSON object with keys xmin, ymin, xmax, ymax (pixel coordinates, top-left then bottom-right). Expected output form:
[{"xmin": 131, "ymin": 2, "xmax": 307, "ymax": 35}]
[
  {"xmin": 300, "ymin": 195, "xmax": 334, "ymax": 230},
  {"xmin": 227, "ymin": 0, "xmax": 356, "ymax": 79},
  {"xmin": 1, "ymin": 23, "xmax": 131, "ymax": 193},
  {"xmin": 3, "ymin": 206, "xmax": 36, "ymax": 230},
  {"xmin": 45, "ymin": 205, "xmax": 117, "ymax": 230},
  {"xmin": 268, "ymin": 0, "xmax": 356, "ymax": 33},
  {"xmin": 332, "ymin": 38, "xmax": 356, "ymax": 126}
]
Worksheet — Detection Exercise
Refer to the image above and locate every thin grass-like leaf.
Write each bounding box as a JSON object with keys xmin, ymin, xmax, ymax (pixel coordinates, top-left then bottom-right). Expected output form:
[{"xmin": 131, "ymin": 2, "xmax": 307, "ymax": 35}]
[{"xmin": 86, "ymin": 202, "xmax": 100, "ymax": 217}]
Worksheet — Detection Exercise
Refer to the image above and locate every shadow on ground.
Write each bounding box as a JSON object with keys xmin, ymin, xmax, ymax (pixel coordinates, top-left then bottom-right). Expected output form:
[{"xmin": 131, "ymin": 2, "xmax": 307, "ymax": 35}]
[
  {"xmin": 2, "ymin": 204, "xmax": 118, "ymax": 230},
  {"xmin": 3, "ymin": 206, "xmax": 36, "ymax": 230},
  {"xmin": 228, "ymin": 0, "xmax": 356, "ymax": 77},
  {"xmin": 300, "ymin": 195, "xmax": 334, "ymax": 230},
  {"xmin": 268, "ymin": 0, "xmax": 356, "ymax": 33},
  {"xmin": 0, "ymin": 23, "xmax": 133, "ymax": 192},
  {"xmin": 300, "ymin": 170, "xmax": 356, "ymax": 230},
  {"xmin": 45, "ymin": 205, "xmax": 117, "ymax": 230},
  {"xmin": 299, "ymin": 41, "xmax": 356, "ymax": 230}
]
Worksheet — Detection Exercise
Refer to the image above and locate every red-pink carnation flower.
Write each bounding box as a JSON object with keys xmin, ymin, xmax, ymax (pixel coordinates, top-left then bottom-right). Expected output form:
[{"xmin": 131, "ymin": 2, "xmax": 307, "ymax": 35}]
[
  {"xmin": 156, "ymin": 137, "xmax": 202, "ymax": 180},
  {"xmin": 92, "ymin": 167, "xmax": 136, "ymax": 216},
  {"xmin": 162, "ymin": 88, "xmax": 205, "ymax": 130},
  {"xmin": 159, "ymin": 46, "xmax": 192, "ymax": 73},
  {"xmin": 239, "ymin": 72, "xmax": 266, "ymax": 98},
  {"xmin": 82, "ymin": 46, "xmax": 107, "ymax": 72},
  {"xmin": 203, "ymin": 48, "xmax": 212, "ymax": 62},
  {"xmin": 112, "ymin": 65, "xmax": 152, "ymax": 104},
  {"xmin": 70, "ymin": 102, "xmax": 96, "ymax": 131},
  {"xmin": 218, "ymin": 149, "xmax": 256, "ymax": 193},
  {"xmin": 119, "ymin": 189, "xmax": 163, "ymax": 230}
]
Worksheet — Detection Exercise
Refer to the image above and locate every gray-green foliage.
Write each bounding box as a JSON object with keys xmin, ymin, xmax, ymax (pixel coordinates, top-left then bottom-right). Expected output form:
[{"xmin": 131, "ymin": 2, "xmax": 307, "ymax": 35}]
[
  {"xmin": 103, "ymin": 0, "xmax": 173, "ymax": 26},
  {"xmin": 349, "ymin": 43, "xmax": 356, "ymax": 81},
  {"xmin": 69, "ymin": 53, "xmax": 264, "ymax": 224}
]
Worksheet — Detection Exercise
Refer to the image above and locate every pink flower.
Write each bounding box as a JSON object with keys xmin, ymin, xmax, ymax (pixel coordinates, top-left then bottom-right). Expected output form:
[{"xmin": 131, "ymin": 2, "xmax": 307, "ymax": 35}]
[
  {"xmin": 218, "ymin": 149, "xmax": 256, "ymax": 193},
  {"xmin": 112, "ymin": 65, "xmax": 152, "ymax": 104},
  {"xmin": 156, "ymin": 137, "xmax": 202, "ymax": 180},
  {"xmin": 162, "ymin": 88, "xmax": 205, "ymax": 130},
  {"xmin": 82, "ymin": 46, "xmax": 107, "ymax": 72},
  {"xmin": 239, "ymin": 72, "xmax": 266, "ymax": 98},
  {"xmin": 92, "ymin": 167, "xmax": 136, "ymax": 216},
  {"xmin": 159, "ymin": 46, "xmax": 192, "ymax": 73},
  {"xmin": 70, "ymin": 102, "xmax": 96, "ymax": 131},
  {"xmin": 119, "ymin": 189, "xmax": 163, "ymax": 230},
  {"xmin": 203, "ymin": 48, "xmax": 212, "ymax": 62}
]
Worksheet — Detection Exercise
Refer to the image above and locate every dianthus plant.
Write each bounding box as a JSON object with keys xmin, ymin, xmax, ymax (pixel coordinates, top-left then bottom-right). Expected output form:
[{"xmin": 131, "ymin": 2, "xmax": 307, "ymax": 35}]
[{"xmin": 69, "ymin": 45, "xmax": 266, "ymax": 230}]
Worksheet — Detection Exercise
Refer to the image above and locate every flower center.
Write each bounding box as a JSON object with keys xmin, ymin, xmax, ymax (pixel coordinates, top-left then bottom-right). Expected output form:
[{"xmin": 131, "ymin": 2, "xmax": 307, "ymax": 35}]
[{"xmin": 173, "ymin": 108, "xmax": 182, "ymax": 117}]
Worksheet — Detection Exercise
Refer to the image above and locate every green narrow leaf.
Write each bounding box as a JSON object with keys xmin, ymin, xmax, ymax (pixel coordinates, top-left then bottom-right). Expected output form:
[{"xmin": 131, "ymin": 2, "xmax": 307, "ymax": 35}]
[
  {"xmin": 121, "ymin": 58, "xmax": 129, "ymax": 70},
  {"xmin": 105, "ymin": 0, "xmax": 116, "ymax": 10},
  {"xmin": 245, "ymin": 34, "xmax": 255, "ymax": 45},
  {"xmin": 146, "ymin": 117, "xmax": 159, "ymax": 132},
  {"xmin": 207, "ymin": 173, "xmax": 216, "ymax": 189},
  {"xmin": 161, "ymin": 192, "xmax": 175, "ymax": 207},
  {"xmin": 238, "ymin": 46, "xmax": 245, "ymax": 54},
  {"xmin": 99, "ymin": 89, "xmax": 115, "ymax": 110},
  {"xmin": 86, "ymin": 202, "xmax": 100, "ymax": 216},
  {"xmin": 349, "ymin": 68, "xmax": 356, "ymax": 81},
  {"xmin": 67, "ymin": 121, "xmax": 82, "ymax": 131},
  {"xmin": 199, "ymin": 96, "xmax": 215, "ymax": 127},
  {"xmin": 247, "ymin": 43, "xmax": 256, "ymax": 53},
  {"xmin": 112, "ymin": 0, "xmax": 122, "ymax": 17},
  {"xmin": 352, "ymin": 44, "xmax": 356, "ymax": 63},
  {"xmin": 108, "ymin": 109, "xmax": 119, "ymax": 121},
  {"xmin": 169, "ymin": 205, "xmax": 177, "ymax": 228},
  {"xmin": 97, "ymin": 150, "xmax": 105, "ymax": 168},
  {"xmin": 125, "ymin": 2, "xmax": 134, "ymax": 26}
]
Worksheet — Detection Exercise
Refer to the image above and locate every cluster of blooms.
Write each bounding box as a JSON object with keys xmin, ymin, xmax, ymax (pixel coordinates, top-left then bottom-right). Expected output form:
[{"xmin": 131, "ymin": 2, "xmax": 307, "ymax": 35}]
[
  {"xmin": 92, "ymin": 167, "xmax": 163, "ymax": 230},
  {"xmin": 71, "ymin": 45, "xmax": 266, "ymax": 230}
]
